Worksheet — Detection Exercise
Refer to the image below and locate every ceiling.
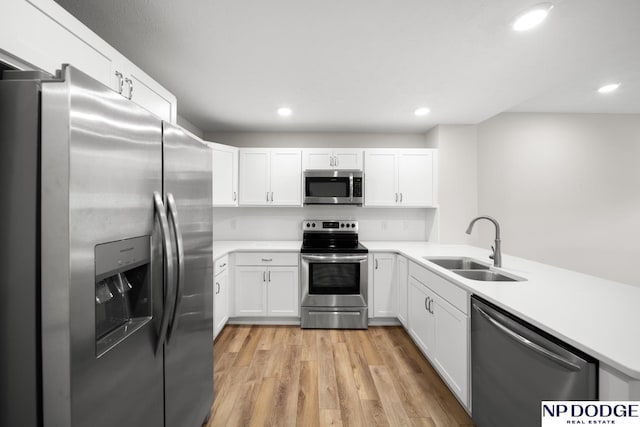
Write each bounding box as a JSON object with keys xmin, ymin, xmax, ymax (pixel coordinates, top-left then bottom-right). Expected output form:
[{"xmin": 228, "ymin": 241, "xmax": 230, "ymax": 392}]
[{"xmin": 53, "ymin": 0, "xmax": 640, "ymax": 133}]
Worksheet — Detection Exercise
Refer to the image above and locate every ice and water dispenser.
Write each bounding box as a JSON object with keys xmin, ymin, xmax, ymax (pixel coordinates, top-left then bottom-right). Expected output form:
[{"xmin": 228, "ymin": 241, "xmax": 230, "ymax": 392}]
[{"xmin": 95, "ymin": 236, "xmax": 152, "ymax": 357}]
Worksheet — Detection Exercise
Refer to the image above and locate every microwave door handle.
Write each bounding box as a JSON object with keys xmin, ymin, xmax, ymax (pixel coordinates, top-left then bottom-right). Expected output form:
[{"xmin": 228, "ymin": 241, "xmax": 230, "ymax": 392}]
[{"xmin": 349, "ymin": 175, "xmax": 354, "ymax": 202}]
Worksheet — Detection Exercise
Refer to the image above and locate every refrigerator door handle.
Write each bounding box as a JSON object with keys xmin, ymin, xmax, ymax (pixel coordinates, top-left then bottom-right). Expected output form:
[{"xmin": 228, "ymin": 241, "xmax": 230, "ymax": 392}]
[
  {"xmin": 154, "ymin": 192, "xmax": 176, "ymax": 353},
  {"xmin": 166, "ymin": 193, "xmax": 185, "ymax": 344}
]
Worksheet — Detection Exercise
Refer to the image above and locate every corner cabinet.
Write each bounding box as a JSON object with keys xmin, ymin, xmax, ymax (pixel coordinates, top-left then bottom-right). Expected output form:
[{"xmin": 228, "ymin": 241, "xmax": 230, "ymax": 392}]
[
  {"xmin": 364, "ymin": 149, "xmax": 437, "ymax": 207},
  {"xmin": 210, "ymin": 143, "xmax": 239, "ymax": 206},
  {"xmin": 1, "ymin": 0, "xmax": 177, "ymax": 122},
  {"xmin": 408, "ymin": 261, "xmax": 469, "ymax": 409},
  {"xmin": 302, "ymin": 149, "xmax": 363, "ymax": 170},
  {"xmin": 233, "ymin": 252, "xmax": 299, "ymax": 317},
  {"xmin": 239, "ymin": 149, "xmax": 302, "ymax": 206}
]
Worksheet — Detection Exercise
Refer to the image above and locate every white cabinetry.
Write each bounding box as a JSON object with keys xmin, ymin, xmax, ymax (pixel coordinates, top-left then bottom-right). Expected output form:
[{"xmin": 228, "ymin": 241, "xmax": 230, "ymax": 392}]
[
  {"xmin": 234, "ymin": 253, "xmax": 299, "ymax": 317},
  {"xmin": 372, "ymin": 253, "xmax": 397, "ymax": 317},
  {"xmin": 213, "ymin": 255, "xmax": 229, "ymax": 339},
  {"xmin": 408, "ymin": 262, "xmax": 469, "ymax": 408},
  {"xmin": 210, "ymin": 143, "xmax": 238, "ymax": 206},
  {"xmin": 1, "ymin": 0, "xmax": 176, "ymax": 122},
  {"xmin": 364, "ymin": 149, "xmax": 436, "ymax": 207},
  {"xmin": 302, "ymin": 149, "xmax": 363, "ymax": 170},
  {"xmin": 239, "ymin": 149, "xmax": 302, "ymax": 206},
  {"xmin": 396, "ymin": 255, "xmax": 408, "ymax": 327},
  {"xmin": 600, "ymin": 365, "xmax": 640, "ymax": 400}
]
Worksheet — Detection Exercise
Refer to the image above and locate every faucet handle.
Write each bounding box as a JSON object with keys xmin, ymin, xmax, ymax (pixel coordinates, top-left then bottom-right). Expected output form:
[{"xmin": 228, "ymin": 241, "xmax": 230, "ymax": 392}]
[{"xmin": 489, "ymin": 245, "xmax": 496, "ymax": 260}]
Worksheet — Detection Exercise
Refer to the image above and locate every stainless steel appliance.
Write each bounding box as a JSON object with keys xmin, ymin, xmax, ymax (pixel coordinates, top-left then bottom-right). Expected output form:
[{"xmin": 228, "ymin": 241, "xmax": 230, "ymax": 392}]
[
  {"xmin": 0, "ymin": 65, "xmax": 213, "ymax": 427},
  {"xmin": 471, "ymin": 295, "xmax": 597, "ymax": 427},
  {"xmin": 300, "ymin": 220, "xmax": 368, "ymax": 329},
  {"xmin": 303, "ymin": 170, "xmax": 363, "ymax": 205}
]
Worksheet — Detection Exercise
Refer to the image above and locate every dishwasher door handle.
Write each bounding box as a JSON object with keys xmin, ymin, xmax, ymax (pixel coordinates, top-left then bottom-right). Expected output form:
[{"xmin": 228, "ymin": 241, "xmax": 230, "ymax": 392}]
[{"xmin": 473, "ymin": 305, "xmax": 582, "ymax": 371}]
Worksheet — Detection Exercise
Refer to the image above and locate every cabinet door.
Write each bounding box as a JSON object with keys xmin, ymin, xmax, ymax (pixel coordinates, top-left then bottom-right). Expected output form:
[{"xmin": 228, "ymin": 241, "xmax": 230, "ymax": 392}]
[
  {"xmin": 213, "ymin": 270, "xmax": 229, "ymax": 338},
  {"xmin": 396, "ymin": 256, "xmax": 408, "ymax": 327},
  {"xmin": 372, "ymin": 253, "xmax": 396, "ymax": 317},
  {"xmin": 364, "ymin": 150, "xmax": 397, "ymax": 206},
  {"xmin": 398, "ymin": 150, "xmax": 434, "ymax": 207},
  {"xmin": 234, "ymin": 267, "xmax": 267, "ymax": 316},
  {"xmin": 333, "ymin": 149, "xmax": 363, "ymax": 170},
  {"xmin": 212, "ymin": 145, "xmax": 238, "ymax": 206},
  {"xmin": 432, "ymin": 293, "xmax": 469, "ymax": 407},
  {"xmin": 267, "ymin": 267, "xmax": 299, "ymax": 316},
  {"xmin": 126, "ymin": 69, "xmax": 175, "ymax": 122},
  {"xmin": 239, "ymin": 150, "xmax": 270, "ymax": 205},
  {"xmin": 408, "ymin": 278, "xmax": 435, "ymax": 357},
  {"xmin": 303, "ymin": 149, "xmax": 332, "ymax": 170},
  {"xmin": 270, "ymin": 150, "xmax": 302, "ymax": 206}
]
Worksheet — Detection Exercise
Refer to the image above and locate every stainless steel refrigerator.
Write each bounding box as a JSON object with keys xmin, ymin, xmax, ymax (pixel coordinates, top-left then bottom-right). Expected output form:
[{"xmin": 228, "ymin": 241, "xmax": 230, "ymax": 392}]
[{"xmin": 0, "ymin": 65, "xmax": 213, "ymax": 427}]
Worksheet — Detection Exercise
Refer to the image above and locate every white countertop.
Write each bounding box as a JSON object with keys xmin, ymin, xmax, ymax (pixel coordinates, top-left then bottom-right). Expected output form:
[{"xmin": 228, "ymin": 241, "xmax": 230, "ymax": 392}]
[{"xmin": 213, "ymin": 240, "xmax": 640, "ymax": 379}]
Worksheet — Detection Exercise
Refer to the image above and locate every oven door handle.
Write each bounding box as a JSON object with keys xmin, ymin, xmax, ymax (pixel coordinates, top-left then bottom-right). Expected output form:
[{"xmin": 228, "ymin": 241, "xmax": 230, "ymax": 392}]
[{"xmin": 301, "ymin": 254, "xmax": 368, "ymax": 263}]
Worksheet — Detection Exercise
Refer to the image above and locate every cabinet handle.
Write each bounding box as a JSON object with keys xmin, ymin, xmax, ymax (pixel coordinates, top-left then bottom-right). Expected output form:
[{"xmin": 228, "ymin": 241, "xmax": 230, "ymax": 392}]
[
  {"xmin": 400, "ymin": 193, "xmax": 403, "ymax": 203},
  {"xmin": 233, "ymin": 191, "xmax": 237, "ymax": 201},
  {"xmin": 115, "ymin": 71, "xmax": 124, "ymax": 94},
  {"xmin": 266, "ymin": 192, "xmax": 269, "ymax": 202},
  {"xmin": 261, "ymin": 258, "xmax": 272, "ymax": 262},
  {"xmin": 263, "ymin": 271, "xmax": 266, "ymax": 282},
  {"xmin": 268, "ymin": 271, "xmax": 271, "ymax": 282},
  {"xmin": 395, "ymin": 193, "xmax": 398, "ymax": 202},
  {"xmin": 124, "ymin": 77, "xmax": 133, "ymax": 100},
  {"xmin": 220, "ymin": 263, "xmax": 227, "ymax": 268},
  {"xmin": 329, "ymin": 156, "xmax": 333, "ymax": 167},
  {"xmin": 428, "ymin": 298, "xmax": 434, "ymax": 314},
  {"xmin": 425, "ymin": 297, "xmax": 429, "ymax": 311},
  {"xmin": 215, "ymin": 282, "xmax": 220, "ymax": 294},
  {"xmin": 375, "ymin": 258, "xmax": 378, "ymax": 269},
  {"xmin": 270, "ymin": 192, "xmax": 274, "ymax": 202},
  {"xmin": 334, "ymin": 156, "xmax": 338, "ymax": 167}
]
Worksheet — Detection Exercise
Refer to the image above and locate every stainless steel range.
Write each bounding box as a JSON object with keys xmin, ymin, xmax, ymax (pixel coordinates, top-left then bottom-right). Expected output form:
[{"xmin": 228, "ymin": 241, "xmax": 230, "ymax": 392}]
[{"xmin": 300, "ymin": 220, "xmax": 368, "ymax": 329}]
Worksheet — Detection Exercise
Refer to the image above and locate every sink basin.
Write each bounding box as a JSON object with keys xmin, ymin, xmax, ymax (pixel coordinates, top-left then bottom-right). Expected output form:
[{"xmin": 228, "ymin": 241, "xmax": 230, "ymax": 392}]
[
  {"xmin": 425, "ymin": 257, "xmax": 490, "ymax": 270},
  {"xmin": 451, "ymin": 269, "xmax": 523, "ymax": 282}
]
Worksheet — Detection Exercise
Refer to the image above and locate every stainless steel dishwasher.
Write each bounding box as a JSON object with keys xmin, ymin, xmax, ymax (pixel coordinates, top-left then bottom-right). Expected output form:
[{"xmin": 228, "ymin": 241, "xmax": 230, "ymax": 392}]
[{"xmin": 471, "ymin": 295, "xmax": 598, "ymax": 427}]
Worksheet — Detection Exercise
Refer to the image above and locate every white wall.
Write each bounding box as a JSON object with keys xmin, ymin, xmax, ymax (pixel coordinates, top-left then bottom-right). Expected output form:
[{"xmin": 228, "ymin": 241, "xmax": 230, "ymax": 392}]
[
  {"xmin": 213, "ymin": 206, "xmax": 437, "ymax": 241},
  {"xmin": 206, "ymin": 131, "xmax": 431, "ymax": 148},
  {"xmin": 177, "ymin": 115, "xmax": 204, "ymax": 139},
  {"xmin": 477, "ymin": 113, "xmax": 640, "ymax": 286},
  {"xmin": 428, "ymin": 125, "xmax": 479, "ymax": 245}
]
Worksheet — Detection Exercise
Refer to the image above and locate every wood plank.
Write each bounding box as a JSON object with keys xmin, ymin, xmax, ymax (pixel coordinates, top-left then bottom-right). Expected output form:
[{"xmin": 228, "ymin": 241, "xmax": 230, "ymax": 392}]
[
  {"xmin": 256, "ymin": 325, "xmax": 277, "ymax": 350},
  {"xmin": 297, "ymin": 360, "xmax": 320, "ymax": 427},
  {"xmin": 317, "ymin": 330, "xmax": 340, "ymax": 409},
  {"xmin": 320, "ymin": 409, "xmax": 344, "ymax": 427},
  {"xmin": 301, "ymin": 328, "xmax": 318, "ymax": 361},
  {"xmin": 225, "ymin": 350, "xmax": 271, "ymax": 427},
  {"xmin": 226, "ymin": 324, "xmax": 251, "ymax": 352},
  {"xmin": 248, "ymin": 376, "xmax": 278, "ymax": 427},
  {"xmin": 263, "ymin": 326, "xmax": 290, "ymax": 378},
  {"xmin": 358, "ymin": 329, "xmax": 383, "ymax": 365},
  {"xmin": 361, "ymin": 399, "xmax": 390, "ymax": 427},
  {"xmin": 208, "ymin": 366, "xmax": 248, "ymax": 426},
  {"xmin": 269, "ymin": 344, "xmax": 302, "ymax": 426},
  {"xmin": 333, "ymin": 342, "xmax": 366, "ymax": 427},
  {"xmin": 288, "ymin": 326, "xmax": 304, "ymax": 345},
  {"xmin": 344, "ymin": 330, "xmax": 380, "ymax": 401},
  {"xmin": 234, "ymin": 325, "xmax": 263, "ymax": 367},
  {"xmin": 370, "ymin": 365, "xmax": 412, "ymax": 427}
]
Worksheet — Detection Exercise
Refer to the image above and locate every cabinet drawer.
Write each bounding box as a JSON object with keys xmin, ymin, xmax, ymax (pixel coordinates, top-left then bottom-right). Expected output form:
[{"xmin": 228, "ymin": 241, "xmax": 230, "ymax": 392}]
[
  {"xmin": 235, "ymin": 252, "xmax": 299, "ymax": 266},
  {"xmin": 214, "ymin": 255, "xmax": 229, "ymax": 276},
  {"xmin": 409, "ymin": 262, "xmax": 468, "ymax": 314}
]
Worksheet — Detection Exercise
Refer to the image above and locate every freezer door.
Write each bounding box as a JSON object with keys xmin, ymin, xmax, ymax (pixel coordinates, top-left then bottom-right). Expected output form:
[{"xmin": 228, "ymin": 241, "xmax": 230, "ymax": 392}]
[
  {"xmin": 162, "ymin": 122, "xmax": 214, "ymax": 427},
  {"xmin": 40, "ymin": 66, "xmax": 165, "ymax": 427}
]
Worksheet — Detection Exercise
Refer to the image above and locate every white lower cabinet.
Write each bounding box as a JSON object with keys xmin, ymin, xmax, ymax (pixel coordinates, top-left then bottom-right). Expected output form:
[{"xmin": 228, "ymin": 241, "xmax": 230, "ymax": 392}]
[
  {"xmin": 213, "ymin": 269, "xmax": 229, "ymax": 338},
  {"xmin": 408, "ymin": 263, "xmax": 469, "ymax": 409},
  {"xmin": 234, "ymin": 253, "xmax": 299, "ymax": 317},
  {"xmin": 396, "ymin": 255, "xmax": 408, "ymax": 327},
  {"xmin": 372, "ymin": 253, "xmax": 397, "ymax": 317}
]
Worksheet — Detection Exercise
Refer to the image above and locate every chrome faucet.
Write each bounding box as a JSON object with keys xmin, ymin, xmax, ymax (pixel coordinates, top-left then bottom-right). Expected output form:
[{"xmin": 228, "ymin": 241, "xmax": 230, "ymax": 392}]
[{"xmin": 466, "ymin": 216, "xmax": 502, "ymax": 268}]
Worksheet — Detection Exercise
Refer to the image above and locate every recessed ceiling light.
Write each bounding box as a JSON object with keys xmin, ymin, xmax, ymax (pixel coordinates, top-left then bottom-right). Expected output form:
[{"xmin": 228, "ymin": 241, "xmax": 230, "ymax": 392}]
[
  {"xmin": 512, "ymin": 3, "xmax": 553, "ymax": 31},
  {"xmin": 597, "ymin": 83, "xmax": 621, "ymax": 94},
  {"xmin": 277, "ymin": 107, "xmax": 292, "ymax": 117},
  {"xmin": 414, "ymin": 107, "xmax": 430, "ymax": 116}
]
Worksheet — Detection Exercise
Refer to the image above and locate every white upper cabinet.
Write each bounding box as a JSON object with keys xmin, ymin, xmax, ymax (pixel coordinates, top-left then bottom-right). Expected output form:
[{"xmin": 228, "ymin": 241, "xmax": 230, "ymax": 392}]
[
  {"xmin": 239, "ymin": 148, "xmax": 302, "ymax": 206},
  {"xmin": 2, "ymin": 0, "xmax": 177, "ymax": 122},
  {"xmin": 302, "ymin": 149, "xmax": 363, "ymax": 170},
  {"xmin": 364, "ymin": 149, "xmax": 437, "ymax": 207},
  {"xmin": 210, "ymin": 143, "xmax": 238, "ymax": 206}
]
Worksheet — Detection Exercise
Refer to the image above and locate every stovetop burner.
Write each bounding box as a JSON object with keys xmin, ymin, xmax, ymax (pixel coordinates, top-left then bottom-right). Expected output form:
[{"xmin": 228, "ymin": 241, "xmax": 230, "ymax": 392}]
[{"xmin": 300, "ymin": 220, "xmax": 368, "ymax": 254}]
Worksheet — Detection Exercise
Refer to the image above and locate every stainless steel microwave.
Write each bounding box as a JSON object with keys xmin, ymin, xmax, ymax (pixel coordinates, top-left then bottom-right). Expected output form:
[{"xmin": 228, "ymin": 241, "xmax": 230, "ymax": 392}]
[{"xmin": 303, "ymin": 170, "xmax": 363, "ymax": 205}]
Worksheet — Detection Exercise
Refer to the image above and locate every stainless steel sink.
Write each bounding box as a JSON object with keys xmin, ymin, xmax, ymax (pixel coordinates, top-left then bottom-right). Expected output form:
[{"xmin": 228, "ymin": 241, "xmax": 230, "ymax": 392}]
[
  {"xmin": 425, "ymin": 257, "xmax": 490, "ymax": 270},
  {"xmin": 451, "ymin": 269, "xmax": 523, "ymax": 282}
]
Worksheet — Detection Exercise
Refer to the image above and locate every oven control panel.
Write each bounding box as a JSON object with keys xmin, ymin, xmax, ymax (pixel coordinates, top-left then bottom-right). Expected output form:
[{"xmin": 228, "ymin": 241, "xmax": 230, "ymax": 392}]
[{"xmin": 302, "ymin": 220, "xmax": 358, "ymax": 232}]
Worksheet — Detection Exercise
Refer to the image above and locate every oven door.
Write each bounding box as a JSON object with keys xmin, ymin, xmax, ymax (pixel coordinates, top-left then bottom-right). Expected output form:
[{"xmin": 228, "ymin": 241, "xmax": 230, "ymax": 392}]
[
  {"xmin": 304, "ymin": 171, "xmax": 356, "ymax": 204},
  {"xmin": 300, "ymin": 253, "xmax": 368, "ymax": 307}
]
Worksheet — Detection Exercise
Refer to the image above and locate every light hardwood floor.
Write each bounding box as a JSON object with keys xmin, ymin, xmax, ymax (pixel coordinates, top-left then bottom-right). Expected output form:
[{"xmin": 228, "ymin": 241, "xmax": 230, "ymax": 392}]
[{"xmin": 207, "ymin": 325, "xmax": 474, "ymax": 427}]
